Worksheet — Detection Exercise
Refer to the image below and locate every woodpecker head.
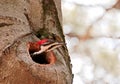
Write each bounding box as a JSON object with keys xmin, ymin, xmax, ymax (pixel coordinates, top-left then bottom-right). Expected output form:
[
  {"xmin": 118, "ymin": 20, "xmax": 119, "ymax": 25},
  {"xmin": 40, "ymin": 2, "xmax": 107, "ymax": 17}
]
[{"xmin": 29, "ymin": 38, "xmax": 65, "ymax": 56}]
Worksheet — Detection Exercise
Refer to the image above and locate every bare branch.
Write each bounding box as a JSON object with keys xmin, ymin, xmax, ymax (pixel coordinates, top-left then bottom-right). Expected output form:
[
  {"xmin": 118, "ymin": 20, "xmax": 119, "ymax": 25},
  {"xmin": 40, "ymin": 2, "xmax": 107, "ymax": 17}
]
[
  {"xmin": 66, "ymin": 33, "xmax": 120, "ymax": 41},
  {"xmin": 63, "ymin": 0, "xmax": 120, "ymax": 40}
]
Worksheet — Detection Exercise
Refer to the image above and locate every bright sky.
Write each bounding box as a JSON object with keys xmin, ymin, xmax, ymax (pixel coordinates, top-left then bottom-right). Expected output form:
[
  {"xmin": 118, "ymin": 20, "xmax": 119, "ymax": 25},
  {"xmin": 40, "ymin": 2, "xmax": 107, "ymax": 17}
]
[
  {"xmin": 62, "ymin": 0, "xmax": 120, "ymax": 84},
  {"xmin": 65, "ymin": 0, "xmax": 116, "ymax": 6}
]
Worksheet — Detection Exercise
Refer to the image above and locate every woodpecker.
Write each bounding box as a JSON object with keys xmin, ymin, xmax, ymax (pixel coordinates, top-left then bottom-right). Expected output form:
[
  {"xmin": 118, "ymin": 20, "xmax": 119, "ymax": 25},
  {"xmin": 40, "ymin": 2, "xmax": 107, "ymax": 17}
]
[{"xmin": 28, "ymin": 39, "xmax": 65, "ymax": 56}]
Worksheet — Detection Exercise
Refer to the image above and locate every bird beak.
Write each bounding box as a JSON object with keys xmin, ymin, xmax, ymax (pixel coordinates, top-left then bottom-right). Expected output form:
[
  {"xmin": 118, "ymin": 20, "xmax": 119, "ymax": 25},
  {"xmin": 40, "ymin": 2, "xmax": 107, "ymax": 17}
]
[
  {"xmin": 32, "ymin": 41, "xmax": 65, "ymax": 56},
  {"xmin": 46, "ymin": 42, "xmax": 65, "ymax": 52}
]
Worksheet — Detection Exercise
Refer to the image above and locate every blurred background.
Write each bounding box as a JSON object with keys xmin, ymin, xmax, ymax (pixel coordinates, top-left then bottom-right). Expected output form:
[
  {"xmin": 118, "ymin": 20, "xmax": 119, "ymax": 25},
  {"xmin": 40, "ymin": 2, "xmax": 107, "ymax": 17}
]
[{"xmin": 61, "ymin": 0, "xmax": 120, "ymax": 84}]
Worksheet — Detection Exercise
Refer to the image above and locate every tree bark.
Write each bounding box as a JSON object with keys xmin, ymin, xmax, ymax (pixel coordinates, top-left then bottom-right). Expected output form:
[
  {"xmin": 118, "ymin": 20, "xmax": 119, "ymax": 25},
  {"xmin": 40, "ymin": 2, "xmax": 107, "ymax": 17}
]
[{"xmin": 0, "ymin": 0, "xmax": 73, "ymax": 84}]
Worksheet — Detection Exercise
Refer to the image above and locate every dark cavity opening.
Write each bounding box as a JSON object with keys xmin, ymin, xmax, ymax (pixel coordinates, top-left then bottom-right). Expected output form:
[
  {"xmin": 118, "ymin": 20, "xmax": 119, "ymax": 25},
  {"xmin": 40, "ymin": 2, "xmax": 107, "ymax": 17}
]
[
  {"xmin": 28, "ymin": 42, "xmax": 56, "ymax": 65},
  {"xmin": 30, "ymin": 52, "xmax": 50, "ymax": 64}
]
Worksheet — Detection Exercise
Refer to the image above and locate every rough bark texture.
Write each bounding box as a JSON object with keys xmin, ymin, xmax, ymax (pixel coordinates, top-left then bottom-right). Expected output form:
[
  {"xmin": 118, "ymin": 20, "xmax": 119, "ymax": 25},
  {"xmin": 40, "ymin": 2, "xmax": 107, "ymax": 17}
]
[{"xmin": 0, "ymin": 0, "xmax": 73, "ymax": 84}]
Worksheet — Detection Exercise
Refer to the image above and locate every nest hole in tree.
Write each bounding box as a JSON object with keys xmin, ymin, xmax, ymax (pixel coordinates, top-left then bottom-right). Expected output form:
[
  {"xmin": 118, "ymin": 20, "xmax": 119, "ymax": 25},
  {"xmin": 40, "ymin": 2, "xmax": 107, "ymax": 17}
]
[
  {"xmin": 29, "ymin": 51, "xmax": 56, "ymax": 65},
  {"xmin": 31, "ymin": 52, "xmax": 48, "ymax": 64}
]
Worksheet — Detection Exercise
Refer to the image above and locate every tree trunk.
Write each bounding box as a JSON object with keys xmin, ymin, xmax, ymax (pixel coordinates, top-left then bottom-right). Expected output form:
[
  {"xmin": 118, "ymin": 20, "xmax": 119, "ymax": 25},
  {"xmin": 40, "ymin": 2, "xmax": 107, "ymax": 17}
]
[{"xmin": 0, "ymin": 0, "xmax": 73, "ymax": 84}]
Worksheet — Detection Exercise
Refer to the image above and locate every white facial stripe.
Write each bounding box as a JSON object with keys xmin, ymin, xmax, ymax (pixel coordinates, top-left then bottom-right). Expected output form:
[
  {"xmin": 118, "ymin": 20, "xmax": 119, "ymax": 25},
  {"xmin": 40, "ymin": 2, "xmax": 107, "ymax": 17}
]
[
  {"xmin": 32, "ymin": 42, "xmax": 64, "ymax": 55},
  {"xmin": 47, "ymin": 45, "xmax": 62, "ymax": 52}
]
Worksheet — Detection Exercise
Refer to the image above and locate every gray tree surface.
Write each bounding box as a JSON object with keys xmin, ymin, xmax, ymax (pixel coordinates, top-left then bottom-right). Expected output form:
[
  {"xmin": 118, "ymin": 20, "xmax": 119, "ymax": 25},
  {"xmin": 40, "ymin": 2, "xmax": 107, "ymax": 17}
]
[{"xmin": 0, "ymin": 0, "xmax": 73, "ymax": 84}]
